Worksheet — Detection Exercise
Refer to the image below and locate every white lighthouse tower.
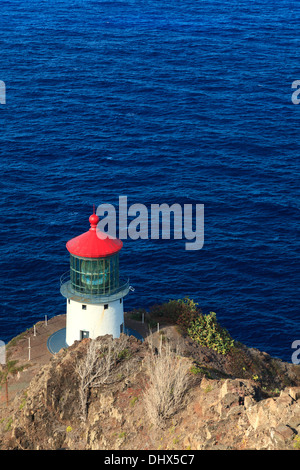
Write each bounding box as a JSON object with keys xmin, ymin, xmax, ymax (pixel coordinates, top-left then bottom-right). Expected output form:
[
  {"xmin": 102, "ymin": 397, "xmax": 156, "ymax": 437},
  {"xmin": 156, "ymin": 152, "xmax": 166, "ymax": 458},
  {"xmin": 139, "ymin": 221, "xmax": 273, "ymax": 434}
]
[{"xmin": 60, "ymin": 210, "xmax": 130, "ymax": 346}]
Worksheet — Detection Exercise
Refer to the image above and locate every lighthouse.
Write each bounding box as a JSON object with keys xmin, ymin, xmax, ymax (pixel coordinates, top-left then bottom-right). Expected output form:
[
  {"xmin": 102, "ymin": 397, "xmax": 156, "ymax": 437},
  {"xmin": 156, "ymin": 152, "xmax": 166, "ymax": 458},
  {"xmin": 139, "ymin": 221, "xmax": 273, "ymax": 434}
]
[{"xmin": 60, "ymin": 210, "xmax": 130, "ymax": 346}]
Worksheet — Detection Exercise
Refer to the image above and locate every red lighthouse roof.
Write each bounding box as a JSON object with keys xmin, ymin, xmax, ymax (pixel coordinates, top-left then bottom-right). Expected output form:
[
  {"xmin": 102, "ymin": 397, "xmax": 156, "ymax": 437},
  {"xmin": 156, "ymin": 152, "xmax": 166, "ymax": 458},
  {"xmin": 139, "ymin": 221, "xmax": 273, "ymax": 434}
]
[{"xmin": 66, "ymin": 211, "xmax": 123, "ymax": 258}]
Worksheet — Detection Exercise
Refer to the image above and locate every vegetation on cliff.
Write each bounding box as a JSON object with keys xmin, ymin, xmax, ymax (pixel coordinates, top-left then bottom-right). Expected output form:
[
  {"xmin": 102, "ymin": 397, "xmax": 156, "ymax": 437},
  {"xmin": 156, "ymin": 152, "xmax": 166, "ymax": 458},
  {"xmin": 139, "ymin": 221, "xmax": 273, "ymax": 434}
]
[{"xmin": 0, "ymin": 299, "xmax": 300, "ymax": 450}]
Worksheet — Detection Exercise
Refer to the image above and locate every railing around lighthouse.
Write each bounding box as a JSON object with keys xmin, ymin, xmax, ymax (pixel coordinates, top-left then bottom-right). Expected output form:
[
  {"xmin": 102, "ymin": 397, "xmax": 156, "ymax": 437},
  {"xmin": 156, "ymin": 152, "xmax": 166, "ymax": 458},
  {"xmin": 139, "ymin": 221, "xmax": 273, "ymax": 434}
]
[{"xmin": 60, "ymin": 271, "xmax": 130, "ymax": 304}]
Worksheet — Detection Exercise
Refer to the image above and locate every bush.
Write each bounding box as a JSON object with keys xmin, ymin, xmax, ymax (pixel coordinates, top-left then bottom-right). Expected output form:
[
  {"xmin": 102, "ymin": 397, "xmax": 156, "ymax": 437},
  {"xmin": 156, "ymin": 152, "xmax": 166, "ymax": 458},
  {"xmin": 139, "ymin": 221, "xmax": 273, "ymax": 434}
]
[
  {"xmin": 176, "ymin": 297, "xmax": 201, "ymax": 330},
  {"xmin": 127, "ymin": 308, "xmax": 147, "ymax": 321},
  {"xmin": 149, "ymin": 300, "xmax": 181, "ymax": 321},
  {"xmin": 187, "ymin": 312, "xmax": 234, "ymax": 355},
  {"xmin": 143, "ymin": 345, "xmax": 190, "ymax": 428},
  {"xmin": 149, "ymin": 297, "xmax": 201, "ymax": 329}
]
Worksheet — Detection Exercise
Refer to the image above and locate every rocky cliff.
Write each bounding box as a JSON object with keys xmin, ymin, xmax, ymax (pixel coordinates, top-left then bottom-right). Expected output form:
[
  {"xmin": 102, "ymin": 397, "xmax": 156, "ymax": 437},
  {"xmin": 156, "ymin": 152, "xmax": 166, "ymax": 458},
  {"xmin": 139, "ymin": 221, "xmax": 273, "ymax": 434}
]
[{"xmin": 1, "ymin": 324, "xmax": 300, "ymax": 450}]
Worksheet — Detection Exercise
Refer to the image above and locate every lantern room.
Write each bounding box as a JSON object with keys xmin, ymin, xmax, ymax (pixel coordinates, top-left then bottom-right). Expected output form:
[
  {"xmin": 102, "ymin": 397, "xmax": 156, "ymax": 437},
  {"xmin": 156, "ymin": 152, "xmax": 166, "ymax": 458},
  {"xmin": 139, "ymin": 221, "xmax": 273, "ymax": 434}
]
[{"xmin": 69, "ymin": 254, "xmax": 120, "ymax": 296}]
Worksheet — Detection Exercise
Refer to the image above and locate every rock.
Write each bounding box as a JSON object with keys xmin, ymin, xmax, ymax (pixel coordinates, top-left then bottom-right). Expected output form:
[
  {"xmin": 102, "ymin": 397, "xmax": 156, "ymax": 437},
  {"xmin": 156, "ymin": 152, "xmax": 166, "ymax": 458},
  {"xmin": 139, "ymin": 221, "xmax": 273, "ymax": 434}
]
[
  {"xmin": 244, "ymin": 396, "xmax": 256, "ymax": 409},
  {"xmin": 289, "ymin": 387, "xmax": 300, "ymax": 401},
  {"xmin": 212, "ymin": 444, "xmax": 233, "ymax": 450},
  {"xmin": 221, "ymin": 392, "xmax": 239, "ymax": 409},
  {"xmin": 219, "ymin": 379, "xmax": 259, "ymax": 402},
  {"xmin": 271, "ymin": 424, "xmax": 295, "ymax": 443}
]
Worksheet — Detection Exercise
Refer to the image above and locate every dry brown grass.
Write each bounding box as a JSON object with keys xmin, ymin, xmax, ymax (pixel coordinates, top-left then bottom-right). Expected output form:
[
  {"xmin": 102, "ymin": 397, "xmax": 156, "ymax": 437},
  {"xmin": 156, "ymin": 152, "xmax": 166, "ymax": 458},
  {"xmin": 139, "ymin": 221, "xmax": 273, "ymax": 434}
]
[{"xmin": 143, "ymin": 339, "xmax": 190, "ymax": 429}]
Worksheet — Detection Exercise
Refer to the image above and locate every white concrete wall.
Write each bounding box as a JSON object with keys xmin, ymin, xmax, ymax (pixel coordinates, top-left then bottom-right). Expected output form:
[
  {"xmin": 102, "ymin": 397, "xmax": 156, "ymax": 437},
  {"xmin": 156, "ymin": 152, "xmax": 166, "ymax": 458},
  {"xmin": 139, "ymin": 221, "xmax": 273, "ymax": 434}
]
[{"xmin": 66, "ymin": 298, "xmax": 124, "ymax": 346}]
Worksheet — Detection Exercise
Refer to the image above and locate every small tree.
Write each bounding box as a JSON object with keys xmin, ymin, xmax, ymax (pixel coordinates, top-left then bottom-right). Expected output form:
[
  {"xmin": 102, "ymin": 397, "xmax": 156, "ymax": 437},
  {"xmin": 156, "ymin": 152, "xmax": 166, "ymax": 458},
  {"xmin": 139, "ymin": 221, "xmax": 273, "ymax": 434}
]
[
  {"xmin": 0, "ymin": 360, "xmax": 25, "ymax": 406},
  {"xmin": 75, "ymin": 335, "xmax": 130, "ymax": 421}
]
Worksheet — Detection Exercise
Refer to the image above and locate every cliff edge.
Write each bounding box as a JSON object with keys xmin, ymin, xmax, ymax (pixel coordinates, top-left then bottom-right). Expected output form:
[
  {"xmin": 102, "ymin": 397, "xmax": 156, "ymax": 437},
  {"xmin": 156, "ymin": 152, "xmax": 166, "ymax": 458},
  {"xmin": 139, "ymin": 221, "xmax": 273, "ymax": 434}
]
[{"xmin": 1, "ymin": 320, "xmax": 300, "ymax": 450}]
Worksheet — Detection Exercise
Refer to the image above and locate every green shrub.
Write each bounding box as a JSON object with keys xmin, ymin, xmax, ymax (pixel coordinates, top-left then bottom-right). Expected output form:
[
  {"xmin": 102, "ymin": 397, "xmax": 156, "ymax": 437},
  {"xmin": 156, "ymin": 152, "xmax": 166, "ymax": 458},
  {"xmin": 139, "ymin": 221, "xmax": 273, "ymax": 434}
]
[
  {"xmin": 5, "ymin": 417, "xmax": 13, "ymax": 432},
  {"xmin": 127, "ymin": 308, "xmax": 147, "ymax": 321},
  {"xmin": 176, "ymin": 298, "xmax": 200, "ymax": 330},
  {"xmin": 149, "ymin": 300, "xmax": 181, "ymax": 321},
  {"xmin": 189, "ymin": 365, "xmax": 203, "ymax": 375},
  {"xmin": 187, "ymin": 312, "xmax": 234, "ymax": 355},
  {"xmin": 149, "ymin": 297, "xmax": 201, "ymax": 329},
  {"xmin": 293, "ymin": 435, "xmax": 300, "ymax": 450},
  {"xmin": 130, "ymin": 396, "xmax": 138, "ymax": 407},
  {"xmin": 19, "ymin": 397, "xmax": 26, "ymax": 410},
  {"xmin": 117, "ymin": 348, "xmax": 131, "ymax": 360}
]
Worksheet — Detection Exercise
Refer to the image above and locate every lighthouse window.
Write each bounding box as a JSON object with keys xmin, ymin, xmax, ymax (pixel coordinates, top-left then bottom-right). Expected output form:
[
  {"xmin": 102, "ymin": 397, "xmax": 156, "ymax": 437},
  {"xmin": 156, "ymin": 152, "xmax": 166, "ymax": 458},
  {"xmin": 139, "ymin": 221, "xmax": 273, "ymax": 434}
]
[
  {"xmin": 82, "ymin": 304, "xmax": 87, "ymax": 310},
  {"xmin": 70, "ymin": 253, "xmax": 120, "ymax": 296},
  {"xmin": 104, "ymin": 304, "xmax": 108, "ymax": 310}
]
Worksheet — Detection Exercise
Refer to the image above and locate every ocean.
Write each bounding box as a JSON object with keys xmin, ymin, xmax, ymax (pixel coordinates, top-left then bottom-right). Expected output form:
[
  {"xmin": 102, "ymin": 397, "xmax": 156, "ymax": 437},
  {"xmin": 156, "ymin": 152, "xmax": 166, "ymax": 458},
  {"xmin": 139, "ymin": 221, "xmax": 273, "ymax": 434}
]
[{"xmin": 0, "ymin": 0, "xmax": 299, "ymax": 361}]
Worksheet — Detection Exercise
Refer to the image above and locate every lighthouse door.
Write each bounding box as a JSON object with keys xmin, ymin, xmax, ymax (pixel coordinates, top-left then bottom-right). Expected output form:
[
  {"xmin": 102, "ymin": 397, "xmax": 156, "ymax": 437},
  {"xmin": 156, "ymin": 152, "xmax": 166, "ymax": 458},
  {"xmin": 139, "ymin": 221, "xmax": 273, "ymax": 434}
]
[{"xmin": 80, "ymin": 330, "xmax": 89, "ymax": 339}]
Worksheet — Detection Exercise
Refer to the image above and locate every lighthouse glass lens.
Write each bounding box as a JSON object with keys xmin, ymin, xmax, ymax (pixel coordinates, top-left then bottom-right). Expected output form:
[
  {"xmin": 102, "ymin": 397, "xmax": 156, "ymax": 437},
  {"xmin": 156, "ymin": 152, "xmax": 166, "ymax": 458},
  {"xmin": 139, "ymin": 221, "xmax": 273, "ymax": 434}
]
[{"xmin": 70, "ymin": 254, "xmax": 119, "ymax": 295}]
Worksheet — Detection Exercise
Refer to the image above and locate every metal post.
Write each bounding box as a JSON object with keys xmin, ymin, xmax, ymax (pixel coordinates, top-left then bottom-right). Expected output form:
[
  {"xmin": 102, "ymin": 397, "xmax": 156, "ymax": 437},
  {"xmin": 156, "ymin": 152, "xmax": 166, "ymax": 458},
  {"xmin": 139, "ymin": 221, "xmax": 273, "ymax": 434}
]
[
  {"xmin": 28, "ymin": 337, "xmax": 31, "ymax": 361},
  {"xmin": 45, "ymin": 315, "xmax": 47, "ymax": 326},
  {"xmin": 142, "ymin": 312, "xmax": 144, "ymax": 324},
  {"xmin": 157, "ymin": 323, "xmax": 159, "ymax": 333},
  {"xmin": 33, "ymin": 325, "xmax": 36, "ymax": 337},
  {"xmin": 5, "ymin": 379, "xmax": 8, "ymax": 406}
]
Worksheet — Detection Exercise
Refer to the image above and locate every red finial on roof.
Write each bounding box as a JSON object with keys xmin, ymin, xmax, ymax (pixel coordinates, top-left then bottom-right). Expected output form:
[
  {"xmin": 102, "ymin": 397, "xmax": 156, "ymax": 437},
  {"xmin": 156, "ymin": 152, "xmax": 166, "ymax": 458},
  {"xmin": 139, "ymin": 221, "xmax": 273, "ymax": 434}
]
[
  {"xmin": 66, "ymin": 208, "xmax": 123, "ymax": 258},
  {"xmin": 89, "ymin": 205, "xmax": 99, "ymax": 231}
]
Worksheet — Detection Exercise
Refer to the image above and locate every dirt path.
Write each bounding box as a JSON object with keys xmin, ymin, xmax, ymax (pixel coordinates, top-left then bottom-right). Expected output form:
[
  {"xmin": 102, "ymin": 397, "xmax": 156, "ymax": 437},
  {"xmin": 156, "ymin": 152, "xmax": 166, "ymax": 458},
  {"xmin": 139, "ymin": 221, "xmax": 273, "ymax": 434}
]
[
  {"xmin": 0, "ymin": 314, "xmax": 66, "ymax": 412},
  {"xmin": 0, "ymin": 313, "xmax": 149, "ymax": 414}
]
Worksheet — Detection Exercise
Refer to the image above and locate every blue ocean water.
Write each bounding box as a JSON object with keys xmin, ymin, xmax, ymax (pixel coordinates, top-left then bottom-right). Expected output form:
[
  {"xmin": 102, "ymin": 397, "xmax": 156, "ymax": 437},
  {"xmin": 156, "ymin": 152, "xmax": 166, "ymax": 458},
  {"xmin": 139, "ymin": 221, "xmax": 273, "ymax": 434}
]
[{"xmin": 0, "ymin": 0, "xmax": 299, "ymax": 361}]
